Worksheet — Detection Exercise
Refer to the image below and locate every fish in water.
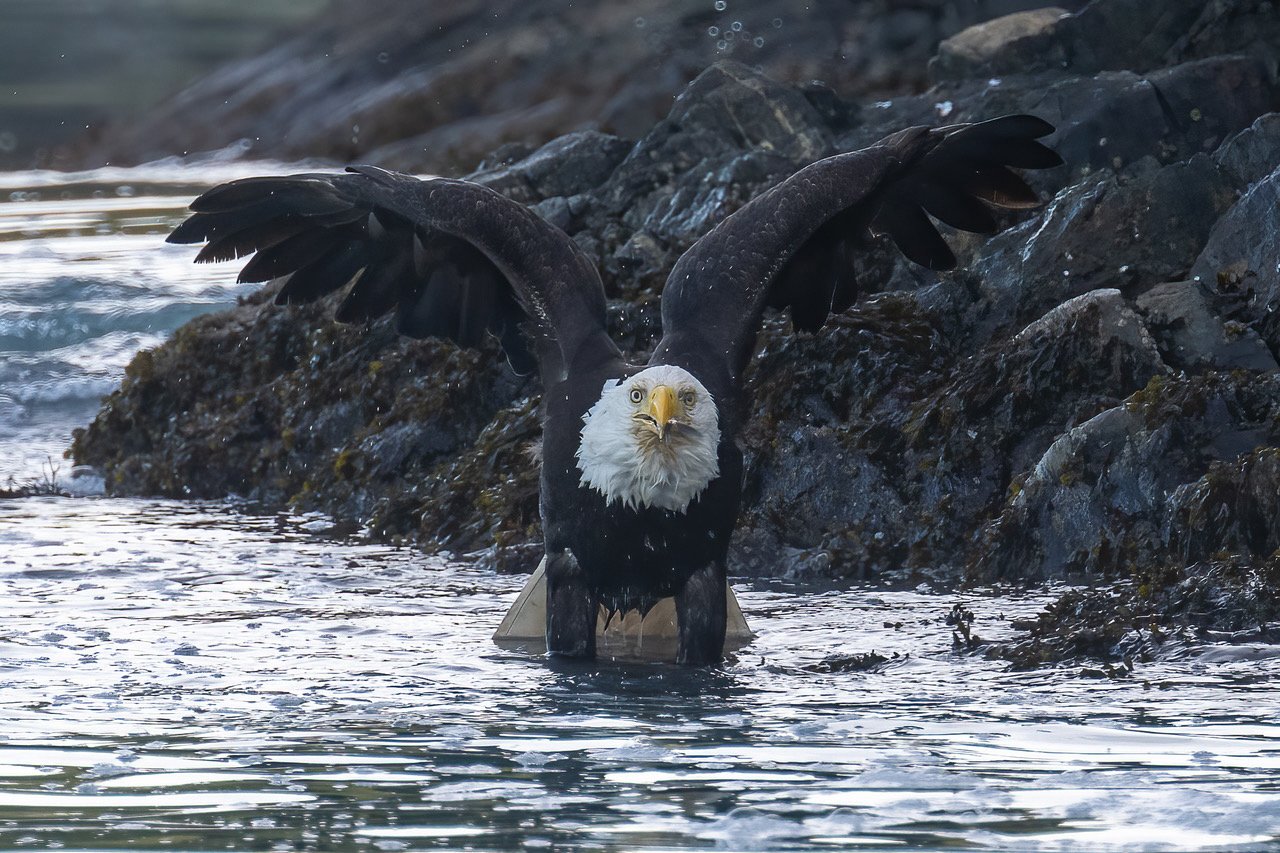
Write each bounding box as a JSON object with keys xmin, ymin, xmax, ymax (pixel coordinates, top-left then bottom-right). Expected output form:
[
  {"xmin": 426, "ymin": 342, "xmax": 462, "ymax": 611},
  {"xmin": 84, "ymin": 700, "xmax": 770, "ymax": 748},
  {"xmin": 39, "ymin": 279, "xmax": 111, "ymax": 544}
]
[{"xmin": 169, "ymin": 116, "xmax": 1061, "ymax": 664}]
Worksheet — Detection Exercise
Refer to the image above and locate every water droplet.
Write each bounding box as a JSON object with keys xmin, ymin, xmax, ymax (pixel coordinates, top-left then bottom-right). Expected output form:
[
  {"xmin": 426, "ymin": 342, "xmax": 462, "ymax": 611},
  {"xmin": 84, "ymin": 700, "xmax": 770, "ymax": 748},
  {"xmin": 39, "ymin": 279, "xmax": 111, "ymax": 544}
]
[
  {"xmin": 713, "ymin": 0, "xmax": 726, "ymax": 9},
  {"xmin": 707, "ymin": 25, "xmax": 719, "ymax": 36},
  {"xmin": 934, "ymin": 100, "xmax": 954, "ymax": 117},
  {"xmin": 731, "ymin": 20, "xmax": 742, "ymax": 31},
  {"xmin": 716, "ymin": 39, "xmax": 728, "ymax": 50},
  {"xmin": 376, "ymin": 51, "xmax": 389, "ymax": 64},
  {"xmin": 753, "ymin": 36, "xmax": 764, "ymax": 47},
  {"xmin": 772, "ymin": 17, "xmax": 782, "ymax": 27}
]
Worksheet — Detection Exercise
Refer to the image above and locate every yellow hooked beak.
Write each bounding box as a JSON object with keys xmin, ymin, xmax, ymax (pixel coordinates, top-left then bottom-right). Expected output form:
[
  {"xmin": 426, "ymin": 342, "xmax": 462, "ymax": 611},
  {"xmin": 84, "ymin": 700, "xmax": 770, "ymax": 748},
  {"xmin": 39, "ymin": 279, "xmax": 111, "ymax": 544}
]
[{"xmin": 648, "ymin": 385, "xmax": 679, "ymax": 440}]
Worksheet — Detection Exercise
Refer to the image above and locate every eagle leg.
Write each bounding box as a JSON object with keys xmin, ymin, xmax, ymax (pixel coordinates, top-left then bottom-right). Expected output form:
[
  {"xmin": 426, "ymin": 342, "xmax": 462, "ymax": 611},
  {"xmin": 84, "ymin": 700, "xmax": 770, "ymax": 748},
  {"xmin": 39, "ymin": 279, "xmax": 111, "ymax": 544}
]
[
  {"xmin": 676, "ymin": 560, "xmax": 728, "ymax": 666},
  {"xmin": 545, "ymin": 549, "xmax": 596, "ymax": 659}
]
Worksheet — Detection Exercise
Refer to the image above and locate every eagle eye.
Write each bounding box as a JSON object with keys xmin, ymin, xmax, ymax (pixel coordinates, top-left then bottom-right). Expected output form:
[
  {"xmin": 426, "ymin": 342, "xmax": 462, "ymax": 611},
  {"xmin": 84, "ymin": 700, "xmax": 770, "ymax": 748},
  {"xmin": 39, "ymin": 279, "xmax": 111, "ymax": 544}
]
[
  {"xmin": 629, "ymin": 387, "xmax": 644, "ymax": 404},
  {"xmin": 681, "ymin": 389, "xmax": 697, "ymax": 407}
]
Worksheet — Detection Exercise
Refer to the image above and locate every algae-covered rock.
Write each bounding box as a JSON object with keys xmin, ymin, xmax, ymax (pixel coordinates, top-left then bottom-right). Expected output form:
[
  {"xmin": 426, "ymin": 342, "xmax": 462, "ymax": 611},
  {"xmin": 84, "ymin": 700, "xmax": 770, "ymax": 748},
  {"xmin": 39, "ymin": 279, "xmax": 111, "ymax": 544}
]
[
  {"xmin": 990, "ymin": 553, "xmax": 1280, "ymax": 671},
  {"xmin": 972, "ymin": 372, "xmax": 1280, "ymax": 582},
  {"xmin": 1190, "ymin": 165, "xmax": 1280, "ymax": 360},
  {"xmin": 729, "ymin": 287, "xmax": 1168, "ymax": 582},
  {"xmin": 1135, "ymin": 280, "xmax": 1277, "ymax": 372}
]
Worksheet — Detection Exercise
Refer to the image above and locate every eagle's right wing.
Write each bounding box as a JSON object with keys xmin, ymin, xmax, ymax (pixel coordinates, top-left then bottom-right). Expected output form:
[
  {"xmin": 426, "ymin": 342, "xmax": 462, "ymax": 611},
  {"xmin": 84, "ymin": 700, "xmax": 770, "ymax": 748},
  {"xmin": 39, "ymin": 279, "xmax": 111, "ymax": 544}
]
[
  {"xmin": 651, "ymin": 116, "xmax": 1061, "ymax": 392},
  {"xmin": 168, "ymin": 166, "xmax": 621, "ymax": 380}
]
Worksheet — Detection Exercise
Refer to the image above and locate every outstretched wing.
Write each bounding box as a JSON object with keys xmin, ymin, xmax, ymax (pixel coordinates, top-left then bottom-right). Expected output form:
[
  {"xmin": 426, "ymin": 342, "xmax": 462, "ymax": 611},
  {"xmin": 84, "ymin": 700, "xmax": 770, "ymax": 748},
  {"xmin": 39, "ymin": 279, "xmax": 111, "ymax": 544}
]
[
  {"xmin": 168, "ymin": 166, "xmax": 620, "ymax": 379},
  {"xmin": 651, "ymin": 115, "xmax": 1061, "ymax": 388}
]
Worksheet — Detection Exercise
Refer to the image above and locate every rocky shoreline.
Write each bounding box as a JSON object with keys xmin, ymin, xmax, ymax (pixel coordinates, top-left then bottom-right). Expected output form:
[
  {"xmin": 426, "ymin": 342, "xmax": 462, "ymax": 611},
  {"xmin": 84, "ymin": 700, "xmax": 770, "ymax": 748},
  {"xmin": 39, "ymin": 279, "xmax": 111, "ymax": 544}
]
[{"xmin": 70, "ymin": 0, "xmax": 1280, "ymax": 669}]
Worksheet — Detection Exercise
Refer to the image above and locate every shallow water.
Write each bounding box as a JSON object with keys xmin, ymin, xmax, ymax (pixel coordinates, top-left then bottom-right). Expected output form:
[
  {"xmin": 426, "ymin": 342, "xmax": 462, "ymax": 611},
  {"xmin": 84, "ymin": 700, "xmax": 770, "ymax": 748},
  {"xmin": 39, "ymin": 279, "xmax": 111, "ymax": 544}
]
[
  {"xmin": 2, "ymin": 497, "xmax": 1279, "ymax": 851},
  {"xmin": 1, "ymin": 166, "xmax": 1279, "ymax": 852},
  {"xmin": 0, "ymin": 160, "xmax": 301, "ymax": 488}
]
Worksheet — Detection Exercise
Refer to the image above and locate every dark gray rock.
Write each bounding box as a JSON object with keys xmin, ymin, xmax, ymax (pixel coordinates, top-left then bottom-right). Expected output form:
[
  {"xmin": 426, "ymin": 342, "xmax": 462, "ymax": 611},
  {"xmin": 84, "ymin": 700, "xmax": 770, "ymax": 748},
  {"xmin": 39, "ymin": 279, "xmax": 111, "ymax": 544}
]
[
  {"xmin": 1135, "ymin": 280, "xmax": 1277, "ymax": 371},
  {"xmin": 929, "ymin": 7, "xmax": 1071, "ymax": 81},
  {"xmin": 973, "ymin": 372, "xmax": 1280, "ymax": 581},
  {"xmin": 929, "ymin": 0, "xmax": 1214, "ymax": 82},
  {"xmin": 732, "ymin": 288, "xmax": 1168, "ymax": 582},
  {"xmin": 472, "ymin": 131, "xmax": 633, "ymax": 204},
  {"xmin": 989, "ymin": 551, "xmax": 1280, "ymax": 670},
  {"xmin": 845, "ymin": 49, "xmax": 1277, "ymax": 203},
  {"xmin": 1167, "ymin": 446, "xmax": 1280, "ymax": 568},
  {"xmin": 1170, "ymin": 0, "xmax": 1280, "ymax": 75},
  {"xmin": 962, "ymin": 154, "xmax": 1237, "ymax": 348},
  {"xmin": 1213, "ymin": 113, "xmax": 1280, "ymax": 188},
  {"xmin": 1190, "ymin": 165, "xmax": 1280, "ymax": 360}
]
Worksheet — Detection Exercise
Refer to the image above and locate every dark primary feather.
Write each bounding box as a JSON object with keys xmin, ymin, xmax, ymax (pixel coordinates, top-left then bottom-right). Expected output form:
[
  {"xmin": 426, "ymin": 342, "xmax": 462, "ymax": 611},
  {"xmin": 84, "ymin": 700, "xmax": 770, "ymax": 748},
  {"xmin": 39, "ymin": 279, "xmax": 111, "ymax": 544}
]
[
  {"xmin": 168, "ymin": 168, "xmax": 620, "ymax": 380},
  {"xmin": 652, "ymin": 115, "xmax": 1062, "ymax": 388}
]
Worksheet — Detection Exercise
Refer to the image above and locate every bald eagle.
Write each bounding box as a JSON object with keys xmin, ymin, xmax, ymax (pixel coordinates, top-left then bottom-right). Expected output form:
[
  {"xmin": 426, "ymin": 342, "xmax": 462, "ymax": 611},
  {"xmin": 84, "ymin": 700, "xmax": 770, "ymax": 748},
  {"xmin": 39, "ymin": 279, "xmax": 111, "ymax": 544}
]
[{"xmin": 169, "ymin": 115, "xmax": 1060, "ymax": 664}]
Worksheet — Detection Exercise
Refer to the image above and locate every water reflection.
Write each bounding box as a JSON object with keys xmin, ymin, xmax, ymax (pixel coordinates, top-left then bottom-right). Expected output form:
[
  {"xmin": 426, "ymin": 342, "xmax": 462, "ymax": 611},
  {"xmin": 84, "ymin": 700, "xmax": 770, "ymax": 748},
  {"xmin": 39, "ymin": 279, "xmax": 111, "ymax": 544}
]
[{"xmin": 1, "ymin": 497, "xmax": 1278, "ymax": 850}]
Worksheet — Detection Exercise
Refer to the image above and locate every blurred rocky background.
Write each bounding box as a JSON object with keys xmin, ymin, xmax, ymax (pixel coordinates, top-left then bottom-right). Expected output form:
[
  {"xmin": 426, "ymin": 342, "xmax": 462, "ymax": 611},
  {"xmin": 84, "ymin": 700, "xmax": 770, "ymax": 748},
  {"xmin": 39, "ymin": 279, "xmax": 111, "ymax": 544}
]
[
  {"xmin": 38, "ymin": 0, "xmax": 1078, "ymax": 171},
  {"xmin": 0, "ymin": 0, "xmax": 328, "ymax": 169},
  {"xmin": 49, "ymin": 0, "xmax": 1280, "ymax": 668}
]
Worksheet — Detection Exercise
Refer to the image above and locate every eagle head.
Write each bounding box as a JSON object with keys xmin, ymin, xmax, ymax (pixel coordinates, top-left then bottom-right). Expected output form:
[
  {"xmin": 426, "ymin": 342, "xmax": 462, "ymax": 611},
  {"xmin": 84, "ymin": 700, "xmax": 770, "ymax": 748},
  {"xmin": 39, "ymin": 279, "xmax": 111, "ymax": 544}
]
[{"xmin": 575, "ymin": 365, "xmax": 720, "ymax": 513}]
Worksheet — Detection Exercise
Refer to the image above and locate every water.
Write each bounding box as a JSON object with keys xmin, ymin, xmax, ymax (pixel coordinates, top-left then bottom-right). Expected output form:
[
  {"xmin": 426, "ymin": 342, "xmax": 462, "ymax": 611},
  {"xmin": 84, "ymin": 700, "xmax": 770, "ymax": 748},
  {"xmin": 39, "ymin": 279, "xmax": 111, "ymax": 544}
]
[
  {"xmin": 0, "ymin": 160, "xmax": 296, "ymax": 488},
  {"xmin": 1, "ymin": 165, "xmax": 1279, "ymax": 851}
]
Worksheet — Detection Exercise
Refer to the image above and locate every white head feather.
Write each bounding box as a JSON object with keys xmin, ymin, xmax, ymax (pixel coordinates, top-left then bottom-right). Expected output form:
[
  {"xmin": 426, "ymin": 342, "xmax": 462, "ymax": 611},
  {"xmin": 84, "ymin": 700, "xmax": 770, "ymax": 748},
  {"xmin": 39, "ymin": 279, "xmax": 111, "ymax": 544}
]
[{"xmin": 575, "ymin": 364, "xmax": 721, "ymax": 513}]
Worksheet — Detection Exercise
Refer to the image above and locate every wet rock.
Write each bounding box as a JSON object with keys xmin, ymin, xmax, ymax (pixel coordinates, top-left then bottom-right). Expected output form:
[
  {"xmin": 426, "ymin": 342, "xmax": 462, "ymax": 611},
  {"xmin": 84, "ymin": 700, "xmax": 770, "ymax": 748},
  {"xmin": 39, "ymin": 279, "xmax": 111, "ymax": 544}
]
[
  {"xmin": 1135, "ymin": 280, "xmax": 1277, "ymax": 371},
  {"xmin": 1165, "ymin": 446, "xmax": 1280, "ymax": 569},
  {"xmin": 731, "ymin": 297, "xmax": 950, "ymax": 580},
  {"xmin": 895, "ymin": 289, "xmax": 1167, "ymax": 575},
  {"xmin": 733, "ymin": 288, "xmax": 1166, "ymax": 582},
  {"xmin": 963, "ymin": 154, "xmax": 1239, "ymax": 348},
  {"xmin": 1170, "ymin": 0, "xmax": 1280, "ymax": 73},
  {"xmin": 803, "ymin": 651, "xmax": 892, "ymax": 673},
  {"xmin": 867, "ymin": 51, "xmax": 1278, "ymax": 198},
  {"xmin": 472, "ymin": 131, "xmax": 633, "ymax": 204},
  {"xmin": 987, "ymin": 584, "xmax": 1169, "ymax": 672},
  {"xmin": 930, "ymin": 0, "xmax": 1210, "ymax": 81},
  {"xmin": 1213, "ymin": 113, "xmax": 1280, "ymax": 189},
  {"xmin": 929, "ymin": 7, "xmax": 1070, "ymax": 82},
  {"xmin": 1190, "ymin": 164, "xmax": 1280, "ymax": 359},
  {"xmin": 584, "ymin": 61, "xmax": 837, "ymax": 296},
  {"xmin": 972, "ymin": 372, "xmax": 1280, "ymax": 582},
  {"xmin": 990, "ymin": 552, "xmax": 1280, "ymax": 670}
]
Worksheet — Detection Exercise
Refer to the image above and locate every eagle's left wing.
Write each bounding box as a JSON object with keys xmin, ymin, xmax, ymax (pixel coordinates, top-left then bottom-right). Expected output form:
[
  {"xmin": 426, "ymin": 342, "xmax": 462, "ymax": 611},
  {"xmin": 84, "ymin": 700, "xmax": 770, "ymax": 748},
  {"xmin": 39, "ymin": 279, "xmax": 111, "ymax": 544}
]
[{"xmin": 650, "ymin": 116, "xmax": 1061, "ymax": 392}]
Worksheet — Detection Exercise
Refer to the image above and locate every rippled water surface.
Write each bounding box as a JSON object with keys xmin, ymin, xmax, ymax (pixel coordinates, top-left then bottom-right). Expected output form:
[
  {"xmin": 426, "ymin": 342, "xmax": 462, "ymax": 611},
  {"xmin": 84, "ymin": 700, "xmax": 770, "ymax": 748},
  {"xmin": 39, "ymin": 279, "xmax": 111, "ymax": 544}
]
[
  {"xmin": 1, "ymin": 167, "xmax": 1279, "ymax": 852},
  {"xmin": 0, "ymin": 162, "xmax": 298, "ymax": 487}
]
